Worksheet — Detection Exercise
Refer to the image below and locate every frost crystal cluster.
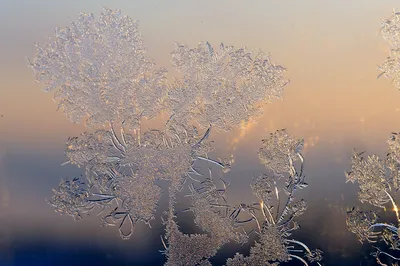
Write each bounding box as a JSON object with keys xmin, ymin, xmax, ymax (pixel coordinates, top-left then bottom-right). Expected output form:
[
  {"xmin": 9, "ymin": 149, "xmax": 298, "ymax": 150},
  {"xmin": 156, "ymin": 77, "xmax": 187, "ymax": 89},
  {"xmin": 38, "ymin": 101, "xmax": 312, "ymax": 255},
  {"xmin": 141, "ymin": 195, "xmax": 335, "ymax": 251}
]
[
  {"xmin": 49, "ymin": 177, "xmax": 93, "ymax": 221},
  {"xmin": 222, "ymin": 129, "xmax": 322, "ymax": 266},
  {"xmin": 53, "ymin": 122, "xmax": 222, "ymax": 239},
  {"xmin": 258, "ymin": 129, "xmax": 304, "ymax": 176},
  {"xmin": 29, "ymin": 7, "xmax": 168, "ymax": 129},
  {"xmin": 161, "ymin": 198, "xmax": 225, "ymax": 266},
  {"xmin": 167, "ymin": 42, "xmax": 288, "ymax": 130},
  {"xmin": 65, "ymin": 124, "xmax": 215, "ymax": 193},
  {"xmin": 379, "ymin": 10, "xmax": 400, "ymax": 89},
  {"xmin": 346, "ymin": 133, "xmax": 400, "ymax": 265}
]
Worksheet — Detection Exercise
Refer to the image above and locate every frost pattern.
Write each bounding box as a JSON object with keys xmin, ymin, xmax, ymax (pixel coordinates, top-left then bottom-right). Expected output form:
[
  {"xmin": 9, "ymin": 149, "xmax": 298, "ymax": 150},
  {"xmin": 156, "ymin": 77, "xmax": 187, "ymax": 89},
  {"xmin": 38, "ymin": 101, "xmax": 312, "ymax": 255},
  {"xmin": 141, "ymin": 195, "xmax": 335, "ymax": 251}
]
[
  {"xmin": 187, "ymin": 177, "xmax": 249, "ymax": 244},
  {"xmin": 161, "ymin": 198, "xmax": 224, "ymax": 266},
  {"xmin": 346, "ymin": 207, "xmax": 379, "ymax": 244},
  {"xmin": 167, "ymin": 42, "xmax": 288, "ymax": 130},
  {"xmin": 379, "ymin": 10, "xmax": 400, "ymax": 89},
  {"xmin": 48, "ymin": 177, "xmax": 94, "ymax": 221},
  {"xmin": 345, "ymin": 146, "xmax": 400, "ymax": 209},
  {"xmin": 28, "ymin": 7, "xmax": 168, "ymax": 128},
  {"xmin": 223, "ymin": 130, "xmax": 322, "ymax": 266},
  {"xmin": 51, "ymin": 123, "xmax": 227, "ymax": 239},
  {"xmin": 346, "ymin": 133, "xmax": 400, "ymax": 265},
  {"xmin": 66, "ymin": 125, "xmax": 219, "ymax": 190},
  {"xmin": 258, "ymin": 129, "xmax": 304, "ymax": 176},
  {"xmin": 29, "ymin": 7, "xmax": 324, "ymax": 266}
]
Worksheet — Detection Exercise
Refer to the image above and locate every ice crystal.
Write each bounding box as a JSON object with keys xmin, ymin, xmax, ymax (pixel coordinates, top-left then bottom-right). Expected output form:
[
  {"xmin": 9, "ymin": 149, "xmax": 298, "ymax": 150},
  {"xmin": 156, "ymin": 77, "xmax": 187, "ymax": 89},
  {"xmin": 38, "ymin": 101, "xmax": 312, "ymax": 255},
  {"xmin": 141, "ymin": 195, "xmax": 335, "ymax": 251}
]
[
  {"xmin": 158, "ymin": 130, "xmax": 322, "ymax": 266},
  {"xmin": 187, "ymin": 178, "xmax": 248, "ymax": 244},
  {"xmin": 112, "ymin": 174, "xmax": 161, "ymax": 223},
  {"xmin": 251, "ymin": 225, "xmax": 290, "ymax": 263},
  {"xmin": 306, "ymin": 249, "xmax": 324, "ymax": 263},
  {"xmin": 167, "ymin": 42, "xmax": 288, "ymax": 130},
  {"xmin": 29, "ymin": 7, "xmax": 168, "ymax": 128},
  {"xmin": 162, "ymin": 200, "xmax": 223, "ymax": 266},
  {"xmin": 345, "ymin": 149, "xmax": 400, "ymax": 208},
  {"xmin": 163, "ymin": 220, "xmax": 220, "ymax": 266},
  {"xmin": 379, "ymin": 10, "xmax": 400, "ymax": 88},
  {"xmin": 388, "ymin": 132, "xmax": 400, "ymax": 165},
  {"xmin": 48, "ymin": 177, "xmax": 93, "ymax": 221},
  {"xmin": 251, "ymin": 173, "xmax": 275, "ymax": 204},
  {"xmin": 346, "ymin": 133, "xmax": 400, "ymax": 264},
  {"xmin": 346, "ymin": 207, "xmax": 379, "ymax": 243},
  {"xmin": 52, "ymin": 123, "xmax": 230, "ymax": 239},
  {"xmin": 96, "ymin": 172, "xmax": 162, "ymax": 239},
  {"xmin": 36, "ymin": 7, "xmax": 320, "ymax": 264},
  {"xmin": 258, "ymin": 129, "xmax": 304, "ymax": 176},
  {"xmin": 225, "ymin": 253, "xmax": 279, "ymax": 266},
  {"xmin": 224, "ymin": 130, "xmax": 322, "ymax": 266},
  {"xmin": 49, "ymin": 171, "xmax": 161, "ymax": 239},
  {"xmin": 65, "ymin": 124, "xmax": 217, "ymax": 192}
]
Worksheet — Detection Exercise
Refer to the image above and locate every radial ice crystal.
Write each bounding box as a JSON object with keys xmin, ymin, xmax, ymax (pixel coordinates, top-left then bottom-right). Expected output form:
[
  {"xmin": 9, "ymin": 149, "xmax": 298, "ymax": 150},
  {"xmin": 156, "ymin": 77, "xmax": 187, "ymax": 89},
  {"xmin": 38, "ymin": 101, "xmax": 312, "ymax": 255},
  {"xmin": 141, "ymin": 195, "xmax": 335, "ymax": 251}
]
[
  {"xmin": 167, "ymin": 42, "xmax": 288, "ymax": 130},
  {"xmin": 258, "ymin": 129, "xmax": 304, "ymax": 176},
  {"xmin": 29, "ymin": 7, "xmax": 168, "ymax": 128},
  {"xmin": 379, "ymin": 10, "xmax": 400, "ymax": 89}
]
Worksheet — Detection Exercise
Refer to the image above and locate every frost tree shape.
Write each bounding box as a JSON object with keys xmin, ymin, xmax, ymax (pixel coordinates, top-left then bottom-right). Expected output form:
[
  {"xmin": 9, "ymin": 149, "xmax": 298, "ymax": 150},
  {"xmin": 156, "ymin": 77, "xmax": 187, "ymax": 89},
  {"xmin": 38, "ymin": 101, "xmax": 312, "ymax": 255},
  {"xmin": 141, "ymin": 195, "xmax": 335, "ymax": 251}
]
[
  {"xmin": 379, "ymin": 9, "xmax": 400, "ymax": 89},
  {"xmin": 28, "ymin": 7, "xmax": 168, "ymax": 129},
  {"xmin": 35, "ymin": 7, "xmax": 314, "ymax": 265},
  {"xmin": 223, "ymin": 130, "xmax": 322, "ymax": 266},
  {"xmin": 167, "ymin": 42, "xmax": 288, "ymax": 130},
  {"xmin": 345, "ymin": 133, "xmax": 400, "ymax": 265}
]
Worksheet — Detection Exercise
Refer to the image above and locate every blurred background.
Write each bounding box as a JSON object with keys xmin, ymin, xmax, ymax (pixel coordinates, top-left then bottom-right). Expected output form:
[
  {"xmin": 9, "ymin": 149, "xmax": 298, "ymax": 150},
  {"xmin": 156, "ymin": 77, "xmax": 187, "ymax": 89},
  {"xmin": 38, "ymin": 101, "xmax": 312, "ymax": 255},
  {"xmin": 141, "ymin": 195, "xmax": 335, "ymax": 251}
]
[{"xmin": 1, "ymin": 0, "xmax": 400, "ymax": 265}]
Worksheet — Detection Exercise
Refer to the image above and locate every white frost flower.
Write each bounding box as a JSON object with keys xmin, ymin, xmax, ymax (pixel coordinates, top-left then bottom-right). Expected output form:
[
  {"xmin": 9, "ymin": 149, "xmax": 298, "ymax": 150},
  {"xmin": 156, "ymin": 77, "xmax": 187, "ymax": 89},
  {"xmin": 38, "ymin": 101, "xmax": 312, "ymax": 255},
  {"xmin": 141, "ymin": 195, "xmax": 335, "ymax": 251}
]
[
  {"xmin": 29, "ymin": 7, "xmax": 168, "ymax": 129},
  {"xmin": 167, "ymin": 42, "xmax": 288, "ymax": 130}
]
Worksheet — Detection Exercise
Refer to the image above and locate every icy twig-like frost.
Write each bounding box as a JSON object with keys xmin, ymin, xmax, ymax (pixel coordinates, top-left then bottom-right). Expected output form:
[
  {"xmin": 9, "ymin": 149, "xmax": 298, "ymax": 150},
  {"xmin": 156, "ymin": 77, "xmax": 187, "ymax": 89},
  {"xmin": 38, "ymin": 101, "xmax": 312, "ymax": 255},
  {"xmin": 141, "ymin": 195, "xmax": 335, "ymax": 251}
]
[
  {"xmin": 187, "ymin": 178, "xmax": 249, "ymax": 245},
  {"xmin": 345, "ymin": 150, "xmax": 392, "ymax": 209},
  {"xmin": 65, "ymin": 124, "xmax": 216, "ymax": 192},
  {"xmin": 346, "ymin": 132, "xmax": 400, "ymax": 263},
  {"xmin": 167, "ymin": 42, "xmax": 288, "ymax": 131},
  {"xmin": 346, "ymin": 207, "xmax": 380, "ymax": 243},
  {"xmin": 28, "ymin": 7, "xmax": 168, "ymax": 129},
  {"xmin": 48, "ymin": 177, "xmax": 94, "ymax": 221},
  {"xmin": 379, "ymin": 10, "xmax": 400, "ymax": 89},
  {"xmin": 223, "ymin": 129, "xmax": 322, "ymax": 265},
  {"xmin": 51, "ymin": 124, "xmax": 225, "ymax": 240}
]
